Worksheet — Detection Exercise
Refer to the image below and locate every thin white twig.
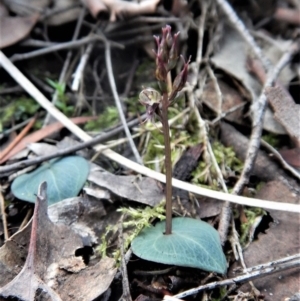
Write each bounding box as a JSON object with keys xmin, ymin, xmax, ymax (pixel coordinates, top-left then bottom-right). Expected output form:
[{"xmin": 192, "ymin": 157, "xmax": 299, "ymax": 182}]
[
  {"xmin": 71, "ymin": 31, "xmax": 124, "ymax": 92},
  {"xmin": 242, "ymin": 254, "xmax": 300, "ymax": 273},
  {"xmin": 44, "ymin": 8, "xmax": 86, "ymax": 126},
  {"xmin": 0, "ymin": 186, "xmax": 9, "ymax": 240},
  {"xmin": 118, "ymin": 223, "xmax": 132, "ymax": 301},
  {"xmin": 104, "ymin": 42, "xmax": 143, "ymax": 165},
  {"xmin": 0, "ymin": 51, "xmax": 299, "ymax": 213},
  {"xmin": 260, "ymin": 139, "xmax": 300, "ymax": 180},
  {"xmin": 171, "ymin": 255, "xmax": 300, "ymax": 299},
  {"xmin": 71, "ymin": 42, "xmax": 94, "ymax": 92},
  {"xmin": 206, "ymin": 138, "xmax": 228, "ymax": 193}
]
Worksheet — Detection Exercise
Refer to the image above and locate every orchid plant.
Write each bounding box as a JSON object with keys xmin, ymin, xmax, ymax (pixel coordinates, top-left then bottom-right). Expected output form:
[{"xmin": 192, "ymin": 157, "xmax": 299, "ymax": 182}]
[
  {"xmin": 139, "ymin": 25, "xmax": 190, "ymax": 234},
  {"xmin": 131, "ymin": 25, "xmax": 227, "ymax": 275}
]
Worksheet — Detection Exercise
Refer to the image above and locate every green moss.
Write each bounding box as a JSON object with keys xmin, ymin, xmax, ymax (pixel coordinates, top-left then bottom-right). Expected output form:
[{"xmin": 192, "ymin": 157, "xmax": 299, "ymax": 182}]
[
  {"xmin": 142, "ymin": 107, "xmax": 200, "ymax": 171},
  {"xmin": 125, "ymin": 95, "xmax": 143, "ymax": 116},
  {"xmin": 262, "ymin": 133, "xmax": 281, "ymax": 148},
  {"xmin": 211, "ymin": 287, "xmax": 228, "ymax": 301},
  {"xmin": 84, "ymin": 106, "xmax": 119, "ymax": 131},
  {"xmin": 0, "ymin": 97, "xmax": 40, "ymax": 131},
  {"xmin": 192, "ymin": 141, "xmax": 243, "ymax": 188},
  {"xmin": 98, "ymin": 202, "xmax": 166, "ymax": 263},
  {"xmin": 239, "ymin": 207, "xmax": 266, "ymax": 246}
]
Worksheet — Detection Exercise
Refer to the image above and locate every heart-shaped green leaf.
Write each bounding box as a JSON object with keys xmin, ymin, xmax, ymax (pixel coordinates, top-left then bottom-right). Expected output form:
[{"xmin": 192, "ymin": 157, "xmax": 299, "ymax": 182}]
[
  {"xmin": 11, "ymin": 156, "xmax": 89, "ymax": 205},
  {"xmin": 131, "ymin": 217, "xmax": 227, "ymax": 274}
]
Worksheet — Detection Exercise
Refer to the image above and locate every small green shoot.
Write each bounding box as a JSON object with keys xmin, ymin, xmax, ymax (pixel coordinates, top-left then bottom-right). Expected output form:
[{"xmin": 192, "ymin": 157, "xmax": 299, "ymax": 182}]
[{"xmin": 46, "ymin": 79, "xmax": 74, "ymax": 116}]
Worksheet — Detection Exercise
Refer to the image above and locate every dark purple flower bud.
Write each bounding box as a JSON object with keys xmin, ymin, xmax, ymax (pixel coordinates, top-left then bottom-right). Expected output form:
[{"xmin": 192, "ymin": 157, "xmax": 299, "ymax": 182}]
[
  {"xmin": 155, "ymin": 53, "xmax": 167, "ymax": 82},
  {"xmin": 156, "ymin": 26, "xmax": 171, "ymax": 63},
  {"xmin": 171, "ymin": 55, "xmax": 190, "ymax": 93},
  {"xmin": 153, "ymin": 35, "xmax": 160, "ymax": 50},
  {"xmin": 165, "ymin": 25, "xmax": 173, "ymax": 48},
  {"xmin": 167, "ymin": 32, "xmax": 179, "ymax": 71},
  {"xmin": 168, "ymin": 55, "xmax": 190, "ymax": 102}
]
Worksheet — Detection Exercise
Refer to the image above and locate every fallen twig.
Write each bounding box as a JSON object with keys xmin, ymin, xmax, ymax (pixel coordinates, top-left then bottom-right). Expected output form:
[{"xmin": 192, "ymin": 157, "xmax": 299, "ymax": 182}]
[
  {"xmin": 10, "ymin": 36, "xmax": 100, "ymax": 62},
  {"xmin": 44, "ymin": 7, "xmax": 86, "ymax": 126},
  {"xmin": 0, "ymin": 115, "xmax": 36, "ymax": 161},
  {"xmin": 0, "ymin": 186, "xmax": 9, "ymax": 240},
  {"xmin": 118, "ymin": 223, "xmax": 132, "ymax": 301},
  {"xmin": 0, "ymin": 115, "xmax": 144, "ymax": 176},
  {"xmin": 260, "ymin": 139, "xmax": 300, "ymax": 181},
  {"xmin": 274, "ymin": 7, "xmax": 300, "ymax": 25},
  {"xmin": 104, "ymin": 39, "xmax": 143, "ymax": 165},
  {"xmin": 171, "ymin": 254, "xmax": 300, "ymax": 299}
]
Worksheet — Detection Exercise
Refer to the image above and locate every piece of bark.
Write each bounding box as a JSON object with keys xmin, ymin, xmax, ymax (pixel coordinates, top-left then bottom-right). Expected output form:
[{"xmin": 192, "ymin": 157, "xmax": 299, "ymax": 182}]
[
  {"xmin": 265, "ymin": 86, "xmax": 300, "ymax": 147},
  {"xmin": 172, "ymin": 144, "xmax": 204, "ymax": 199},
  {"xmin": 171, "ymin": 144, "xmax": 223, "ymax": 218},
  {"xmin": 279, "ymin": 148, "xmax": 300, "ymax": 168}
]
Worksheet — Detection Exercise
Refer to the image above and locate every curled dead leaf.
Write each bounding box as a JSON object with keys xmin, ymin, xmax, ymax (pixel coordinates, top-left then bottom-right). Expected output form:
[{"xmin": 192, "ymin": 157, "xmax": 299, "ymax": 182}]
[
  {"xmin": 265, "ymin": 86, "xmax": 300, "ymax": 146},
  {"xmin": 0, "ymin": 182, "xmax": 116, "ymax": 301},
  {"xmin": 0, "ymin": 14, "xmax": 39, "ymax": 48},
  {"xmin": 82, "ymin": 0, "xmax": 160, "ymax": 22}
]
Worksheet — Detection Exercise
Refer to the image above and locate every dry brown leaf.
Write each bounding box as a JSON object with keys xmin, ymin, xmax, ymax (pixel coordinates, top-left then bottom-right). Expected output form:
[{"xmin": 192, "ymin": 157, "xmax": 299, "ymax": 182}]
[
  {"xmin": 27, "ymin": 142, "xmax": 60, "ymax": 156},
  {"xmin": 0, "ymin": 182, "xmax": 116, "ymax": 301},
  {"xmin": 3, "ymin": 0, "xmax": 50, "ymax": 16},
  {"xmin": 0, "ymin": 182, "xmax": 83, "ymax": 300},
  {"xmin": 45, "ymin": 0, "xmax": 83, "ymax": 26},
  {"xmin": 58, "ymin": 257, "xmax": 116, "ymax": 301},
  {"xmin": 211, "ymin": 24, "xmax": 288, "ymax": 135},
  {"xmin": 81, "ymin": 0, "xmax": 108, "ymax": 18},
  {"xmin": 48, "ymin": 195, "xmax": 107, "ymax": 245},
  {"xmin": 274, "ymin": 7, "xmax": 300, "ymax": 25},
  {"xmin": 0, "ymin": 116, "xmax": 97, "ymax": 164},
  {"xmin": 201, "ymin": 80, "xmax": 246, "ymax": 125},
  {"xmin": 82, "ymin": 0, "xmax": 160, "ymax": 22},
  {"xmin": 265, "ymin": 86, "xmax": 300, "ymax": 146},
  {"xmin": 279, "ymin": 148, "xmax": 300, "ymax": 168},
  {"xmin": 0, "ymin": 1, "xmax": 9, "ymax": 17},
  {"xmin": 231, "ymin": 180, "xmax": 300, "ymax": 300},
  {"xmin": 171, "ymin": 0, "xmax": 188, "ymax": 17},
  {"xmin": 88, "ymin": 167, "xmax": 164, "ymax": 206},
  {"xmin": 3, "ymin": 0, "xmax": 82, "ymax": 26},
  {"xmin": 220, "ymin": 122, "xmax": 288, "ymax": 182},
  {"xmin": 0, "ymin": 14, "xmax": 39, "ymax": 48}
]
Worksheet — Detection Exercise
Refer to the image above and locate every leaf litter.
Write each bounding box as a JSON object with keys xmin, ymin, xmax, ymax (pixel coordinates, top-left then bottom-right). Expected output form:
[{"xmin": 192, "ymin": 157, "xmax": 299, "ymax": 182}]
[
  {"xmin": 0, "ymin": 0, "xmax": 300, "ymax": 299},
  {"xmin": 0, "ymin": 182, "xmax": 116, "ymax": 301}
]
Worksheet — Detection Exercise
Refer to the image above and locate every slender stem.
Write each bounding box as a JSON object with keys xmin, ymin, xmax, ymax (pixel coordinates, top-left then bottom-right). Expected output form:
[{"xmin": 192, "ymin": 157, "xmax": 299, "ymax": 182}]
[{"xmin": 161, "ymin": 92, "xmax": 173, "ymax": 235}]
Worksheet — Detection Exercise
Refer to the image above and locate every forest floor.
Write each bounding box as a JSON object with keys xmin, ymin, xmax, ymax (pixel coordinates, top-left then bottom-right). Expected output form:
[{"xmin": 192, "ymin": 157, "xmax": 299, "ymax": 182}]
[{"xmin": 0, "ymin": 0, "xmax": 299, "ymax": 300}]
